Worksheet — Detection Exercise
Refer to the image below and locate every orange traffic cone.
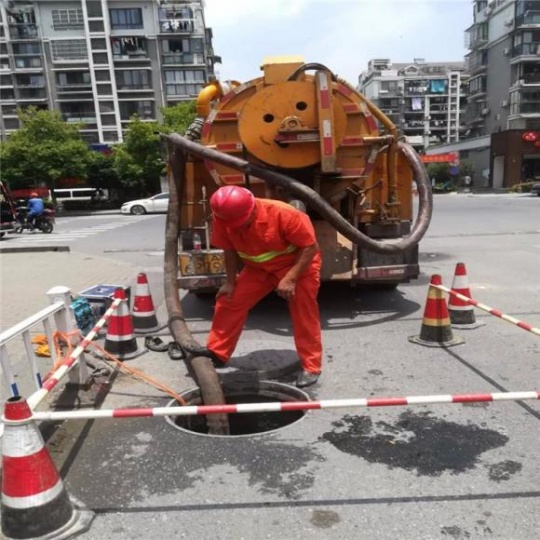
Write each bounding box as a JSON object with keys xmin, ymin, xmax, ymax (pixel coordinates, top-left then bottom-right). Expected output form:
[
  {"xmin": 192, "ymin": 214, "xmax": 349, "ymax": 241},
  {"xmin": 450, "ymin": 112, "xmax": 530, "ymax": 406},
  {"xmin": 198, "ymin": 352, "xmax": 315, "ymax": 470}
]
[
  {"xmin": 1, "ymin": 396, "xmax": 94, "ymax": 539},
  {"xmin": 104, "ymin": 288, "xmax": 143, "ymax": 360},
  {"xmin": 132, "ymin": 273, "xmax": 161, "ymax": 333},
  {"xmin": 409, "ymin": 274, "xmax": 464, "ymax": 348},
  {"xmin": 448, "ymin": 262, "xmax": 485, "ymax": 329}
]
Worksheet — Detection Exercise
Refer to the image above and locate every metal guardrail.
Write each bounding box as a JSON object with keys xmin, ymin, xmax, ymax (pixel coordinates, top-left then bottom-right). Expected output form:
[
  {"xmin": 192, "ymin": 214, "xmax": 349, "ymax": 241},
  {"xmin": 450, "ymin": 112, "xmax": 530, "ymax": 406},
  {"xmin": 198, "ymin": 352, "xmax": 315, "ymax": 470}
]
[{"xmin": 0, "ymin": 287, "xmax": 78, "ymax": 398}]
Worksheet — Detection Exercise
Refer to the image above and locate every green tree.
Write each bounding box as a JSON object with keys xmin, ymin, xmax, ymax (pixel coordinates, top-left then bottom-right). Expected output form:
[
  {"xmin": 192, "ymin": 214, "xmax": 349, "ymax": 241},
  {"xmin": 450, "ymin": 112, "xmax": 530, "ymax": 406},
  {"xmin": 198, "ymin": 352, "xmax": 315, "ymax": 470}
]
[
  {"xmin": 160, "ymin": 100, "xmax": 197, "ymax": 134},
  {"xmin": 0, "ymin": 107, "xmax": 91, "ymax": 196},
  {"xmin": 86, "ymin": 152, "xmax": 120, "ymax": 191},
  {"xmin": 114, "ymin": 116, "xmax": 164, "ymax": 196}
]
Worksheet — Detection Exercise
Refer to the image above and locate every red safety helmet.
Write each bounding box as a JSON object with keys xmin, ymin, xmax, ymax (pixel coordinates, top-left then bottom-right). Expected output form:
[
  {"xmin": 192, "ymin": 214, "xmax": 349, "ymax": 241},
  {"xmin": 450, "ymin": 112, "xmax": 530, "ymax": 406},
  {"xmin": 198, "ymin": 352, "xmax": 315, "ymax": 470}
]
[
  {"xmin": 210, "ymin": 186, "xmax": 255, "ymax": 228},
  {"xmin": 30, "ymin": 192, "xmax": 38, "ymax": 198}
]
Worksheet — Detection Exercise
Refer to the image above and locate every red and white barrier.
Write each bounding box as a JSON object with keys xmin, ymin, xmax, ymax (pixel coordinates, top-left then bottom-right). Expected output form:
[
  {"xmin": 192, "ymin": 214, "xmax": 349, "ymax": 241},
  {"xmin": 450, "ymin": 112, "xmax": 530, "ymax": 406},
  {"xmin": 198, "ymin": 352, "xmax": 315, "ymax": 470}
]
[
  {"xmin": 27, "ymin": 298, "xmax": 121, "ymax": 410},
  {"xmin": 433, "ymin": 284, "xmax": 540, "ymax": 337},
  {"xmin": 28, "ymin": 390, "xmax": 540, "ymax": 422}
]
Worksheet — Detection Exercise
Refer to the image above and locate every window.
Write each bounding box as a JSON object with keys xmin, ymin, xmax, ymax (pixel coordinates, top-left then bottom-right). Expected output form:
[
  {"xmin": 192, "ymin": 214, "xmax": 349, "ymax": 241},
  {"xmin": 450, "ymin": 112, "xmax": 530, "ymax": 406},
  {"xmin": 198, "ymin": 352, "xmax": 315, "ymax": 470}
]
[
  {"xmin": 12, "ymin": 43, "xmax": 41, "ymax": 55},
  {"xmin": 52, "ymin": 9, "xmax": 84, "ymax": 30},
  {"xmin": 111, "ymin": 37, "xmax": 148, "ymax": 58},
  {"xmin": 99, "ymin": 101, "xmax": 115, "ymax": 113},
  {"xmin": 119, "ymin": 100, "xmax": 155, "ymax": 120},
  {"xmin": 109, "ymin": 9, "xmax": 143, "ymax": 30},
  {"xmin": 16, "ymin": 74, "xmax": 44, "ymax": 87},
  {"xmin": 380, "ymin": 81, "xmax": 398, "ymax": 93},
  {"xmin": 86, "ymin": 1, "xmax": 103, "ymax": 18},
  {"xmin": 116, "ymin": 70, "xmax": 150, "ymax": 89},
  {"xmin": 164, "ymin": 70, "xmax": 204, "ymax": 96},
  {"xmin": 15, "ymin": 57, "xmax": 42, "ymax": 68},
  {"xmin": 57, "ymin": 72, "xmax": 91, "ymax": 87},
  {"xmin": 91, "ymin": 38, "xmax": 107, "ymax": 50},
  {"xmin": 95, "ymin": 70, "xmax": 110, "ymax": 82},
  {"xmin": 51, "ymin": 40, "xmax": 88, "ymax": 61}
]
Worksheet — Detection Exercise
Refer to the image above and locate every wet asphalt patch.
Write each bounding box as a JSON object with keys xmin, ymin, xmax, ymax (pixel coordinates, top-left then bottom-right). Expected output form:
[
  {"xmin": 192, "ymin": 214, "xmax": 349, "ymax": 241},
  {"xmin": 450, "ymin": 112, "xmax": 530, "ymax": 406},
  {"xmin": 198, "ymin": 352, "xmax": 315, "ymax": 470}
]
[{"xmin": 320, "ymin": 411, "xmax": 510, "ymax": 476}]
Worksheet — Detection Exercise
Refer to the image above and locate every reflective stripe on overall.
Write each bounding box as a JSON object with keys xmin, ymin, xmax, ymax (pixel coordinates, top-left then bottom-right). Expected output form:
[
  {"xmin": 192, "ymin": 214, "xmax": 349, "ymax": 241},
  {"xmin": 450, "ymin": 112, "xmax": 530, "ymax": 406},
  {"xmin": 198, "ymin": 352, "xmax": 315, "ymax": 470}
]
[{"xmin": 237, "ymin": 244, "xmax": 297, "ymax": 264}]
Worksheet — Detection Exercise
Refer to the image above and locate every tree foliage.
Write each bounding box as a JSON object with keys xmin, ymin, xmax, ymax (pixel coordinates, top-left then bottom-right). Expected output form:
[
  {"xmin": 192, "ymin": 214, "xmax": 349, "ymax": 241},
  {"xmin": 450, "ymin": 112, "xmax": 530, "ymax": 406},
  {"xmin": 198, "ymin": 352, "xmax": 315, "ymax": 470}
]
[
  {"xmin": 113, "ymin": 116, "xmax": 163, "ymax": 196},
  {"xmin": 0, "ymin": 107, "xmax": 92, "ymax": 192},
  {"xmin": 160, "ymin": 100, "xmax": 197, "ymax": 134},
  {"xmin": 86, "ymin": 152, "xmax": 121, "ymax": 191}
]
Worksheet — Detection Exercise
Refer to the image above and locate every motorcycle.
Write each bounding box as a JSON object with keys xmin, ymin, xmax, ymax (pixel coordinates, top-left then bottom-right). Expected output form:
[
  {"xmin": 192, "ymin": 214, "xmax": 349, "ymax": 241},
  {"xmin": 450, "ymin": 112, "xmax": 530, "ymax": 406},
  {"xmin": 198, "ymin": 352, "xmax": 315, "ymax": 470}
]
[{"xmin": 14, "ymin": 206, "xmax": 55, "ymax": 234}]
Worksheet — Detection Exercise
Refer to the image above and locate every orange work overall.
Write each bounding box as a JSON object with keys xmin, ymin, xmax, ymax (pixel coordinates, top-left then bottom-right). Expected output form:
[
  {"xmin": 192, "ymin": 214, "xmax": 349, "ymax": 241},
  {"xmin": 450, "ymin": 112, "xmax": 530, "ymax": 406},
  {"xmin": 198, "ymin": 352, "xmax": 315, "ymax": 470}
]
[{"xmin": 206, "ymin": 199, "xmax": 323, "ymax": 374}]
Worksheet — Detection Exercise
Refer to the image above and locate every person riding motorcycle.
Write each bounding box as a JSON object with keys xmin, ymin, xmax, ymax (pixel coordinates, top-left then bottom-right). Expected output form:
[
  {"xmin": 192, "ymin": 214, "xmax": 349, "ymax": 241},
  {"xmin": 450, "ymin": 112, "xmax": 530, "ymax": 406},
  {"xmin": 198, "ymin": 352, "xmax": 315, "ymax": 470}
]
[{"xmin": 27, "ymin": 192, "xmax": 44, "ymax": 230}]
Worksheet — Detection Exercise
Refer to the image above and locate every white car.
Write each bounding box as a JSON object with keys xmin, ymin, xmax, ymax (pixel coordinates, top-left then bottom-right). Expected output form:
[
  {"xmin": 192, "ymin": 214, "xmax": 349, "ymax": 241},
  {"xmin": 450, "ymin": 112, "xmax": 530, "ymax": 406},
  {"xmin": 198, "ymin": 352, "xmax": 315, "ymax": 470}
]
[{"xmin": 121, "ymin": 193, "xmax": 169, "ymax": 215}]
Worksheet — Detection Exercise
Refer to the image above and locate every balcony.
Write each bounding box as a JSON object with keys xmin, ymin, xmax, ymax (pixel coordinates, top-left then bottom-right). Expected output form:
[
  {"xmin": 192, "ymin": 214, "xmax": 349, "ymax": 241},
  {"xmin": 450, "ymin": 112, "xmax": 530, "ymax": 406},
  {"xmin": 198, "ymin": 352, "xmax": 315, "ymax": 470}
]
[
  {"xmin": 468, "ymin": 61, "xmax": 487, "ymax": 76},
  {"xmin": 56, "ymin": 83, "xmax": 93, "ymax": 93},
  {"xmin": 158, "ymin": 11, "xmax": 194, "ymax": 34},
  {"xmin": 520, "ymin": 102, "xmax": 540, "ymax": 113},
  {"xmin": 13, "ymin": 56, "xmax": 42, "ymax": 70},
  {"xmin": 524, "ymin": 72, "xmax": 540, "ymax": 84},
  {"xmin": 161, "ymin": 52, "xmax": 205, "ymax": 66},
  {"xmin": 116, "ymin": 83, "xmax": 152, "ymax": 91},
  {"xmin": 111, "ymin": 37, "xmax": 149, "ymax": 61},
  {"xmin": 512, "ymin": 42, "xmax": 540, "ymax": 63},
  {"xmin": 18, "ymin": 88, "xmax": 47, "ymax": 100},
  {"xmin": 515, "ymin": 11, "xmax": 540, "ymax": 27},
  {"xmin": 62, "ymin": 112, "xmax": 98, "ymax": 126},
  {"xmin": 9, "ymin": 24, "xmax": 39, "ymax": 40}
]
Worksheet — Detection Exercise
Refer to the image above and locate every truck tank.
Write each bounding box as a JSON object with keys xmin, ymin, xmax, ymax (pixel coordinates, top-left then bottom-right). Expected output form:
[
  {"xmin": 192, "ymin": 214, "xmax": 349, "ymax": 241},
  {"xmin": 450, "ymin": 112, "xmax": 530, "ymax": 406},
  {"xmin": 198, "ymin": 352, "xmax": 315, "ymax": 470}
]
[{"xmin": 165, "ymin": 56, "xmax": 433, "ymax": 293}]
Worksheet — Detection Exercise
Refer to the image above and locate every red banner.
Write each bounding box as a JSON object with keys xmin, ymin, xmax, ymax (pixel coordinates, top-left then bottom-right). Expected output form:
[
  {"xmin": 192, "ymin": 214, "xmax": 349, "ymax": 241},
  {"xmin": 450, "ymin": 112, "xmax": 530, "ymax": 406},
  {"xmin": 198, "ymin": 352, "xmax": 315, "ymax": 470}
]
[{"xmin": 421, "ymin": 152, "xmax": 459, "ymax": 163}]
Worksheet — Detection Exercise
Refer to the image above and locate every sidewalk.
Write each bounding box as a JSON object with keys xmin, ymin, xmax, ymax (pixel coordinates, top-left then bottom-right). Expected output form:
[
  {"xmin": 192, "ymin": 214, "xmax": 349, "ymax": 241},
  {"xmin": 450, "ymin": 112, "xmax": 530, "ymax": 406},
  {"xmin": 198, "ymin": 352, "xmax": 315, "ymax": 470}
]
[{"xmin": 0, "ymin": 250, "xmax": 137, "ymax": 330}]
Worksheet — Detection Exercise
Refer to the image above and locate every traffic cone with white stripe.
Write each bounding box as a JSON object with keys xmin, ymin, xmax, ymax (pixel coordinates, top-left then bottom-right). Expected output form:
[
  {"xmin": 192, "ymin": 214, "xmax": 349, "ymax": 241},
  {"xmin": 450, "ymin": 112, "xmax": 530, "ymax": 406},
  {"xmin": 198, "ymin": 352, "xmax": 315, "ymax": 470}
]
[
  {"xmin": 104, "ymin": 288, "xmax": 143, "ymax": 360},
  {"xmin": 409, "ymin": 274, "xmax": 464, "ymax": 348},
  {"xmin": 448, "ymin": 262, "xmax": 485, "ymax": 329},
  {"xmin": 132, "ymin": 272, "xmax": 161, "ymax": 333},
  {"xmin": 1, "ymin": 396, "xmax": 94, "ymax": 539}
]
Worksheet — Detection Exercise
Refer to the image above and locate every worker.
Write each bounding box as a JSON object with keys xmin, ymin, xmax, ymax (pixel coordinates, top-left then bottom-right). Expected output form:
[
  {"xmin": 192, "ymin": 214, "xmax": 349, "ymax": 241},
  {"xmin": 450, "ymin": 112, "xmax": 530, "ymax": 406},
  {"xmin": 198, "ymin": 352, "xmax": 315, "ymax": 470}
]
[{"xmin": 196, "ymin": 185, "xmax": 322, "ymax": 388}]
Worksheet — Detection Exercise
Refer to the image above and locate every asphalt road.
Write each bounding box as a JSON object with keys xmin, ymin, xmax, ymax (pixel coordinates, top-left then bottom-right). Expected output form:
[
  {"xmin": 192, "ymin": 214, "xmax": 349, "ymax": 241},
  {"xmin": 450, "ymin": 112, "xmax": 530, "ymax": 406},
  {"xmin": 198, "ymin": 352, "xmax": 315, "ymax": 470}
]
[{"xmin": 3, "ymin": 193, "xmax": 540, "ymax": 539}]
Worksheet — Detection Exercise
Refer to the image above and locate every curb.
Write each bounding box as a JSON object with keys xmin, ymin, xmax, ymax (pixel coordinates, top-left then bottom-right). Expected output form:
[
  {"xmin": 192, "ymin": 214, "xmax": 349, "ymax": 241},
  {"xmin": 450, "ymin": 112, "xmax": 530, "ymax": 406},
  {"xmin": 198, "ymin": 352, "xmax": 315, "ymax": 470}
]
[{"xmin": 0, "ymin": 246, "xmax": 70, "ymax": 254}]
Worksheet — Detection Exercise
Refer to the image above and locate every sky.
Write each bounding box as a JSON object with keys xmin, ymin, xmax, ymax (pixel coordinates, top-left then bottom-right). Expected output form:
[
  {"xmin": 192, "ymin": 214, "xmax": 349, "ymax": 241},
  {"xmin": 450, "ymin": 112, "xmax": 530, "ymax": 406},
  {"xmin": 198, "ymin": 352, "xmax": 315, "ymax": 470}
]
[{"xmin": 204, "ymin": 0, "xmax": 473, "ymax": 85}]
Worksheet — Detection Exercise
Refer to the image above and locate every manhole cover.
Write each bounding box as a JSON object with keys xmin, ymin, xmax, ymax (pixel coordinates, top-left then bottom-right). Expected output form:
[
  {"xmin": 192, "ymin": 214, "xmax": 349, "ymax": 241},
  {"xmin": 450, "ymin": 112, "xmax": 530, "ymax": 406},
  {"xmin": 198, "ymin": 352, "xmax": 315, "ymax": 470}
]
[
  {"xmin": 166, "ymin": 381, "xmax": 309, "ymax": 438},
  {"xmin": 221, "ymin": 339, "xmax": 301, "ymax": 379}
]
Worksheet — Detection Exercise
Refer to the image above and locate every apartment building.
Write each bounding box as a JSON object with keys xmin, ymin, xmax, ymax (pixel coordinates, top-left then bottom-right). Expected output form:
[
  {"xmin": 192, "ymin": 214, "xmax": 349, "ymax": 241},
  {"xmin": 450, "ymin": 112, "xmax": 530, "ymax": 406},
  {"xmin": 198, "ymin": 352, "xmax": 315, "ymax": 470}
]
[
  {"xmin": 358, "ymin": 58, "xmax": 468, "ymax": 153},
  {"xmin": 427, "ymin": 0, "xmax": 540, "ymax": 188},
  {"xmin": 0, "ymin": 0, "xmax": 219, "ymax": 143}
]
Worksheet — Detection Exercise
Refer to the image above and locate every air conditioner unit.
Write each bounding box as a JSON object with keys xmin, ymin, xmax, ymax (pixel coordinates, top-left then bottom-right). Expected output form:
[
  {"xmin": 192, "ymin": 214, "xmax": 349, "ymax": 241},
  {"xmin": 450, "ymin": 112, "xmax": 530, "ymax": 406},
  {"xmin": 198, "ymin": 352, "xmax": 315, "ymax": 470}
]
[
  {"xmin": 501, "ymin": 100, "xmax": 509, "ymax": 108},
  {"xmin": 503, "ymin": 48, "xmax": 510, "ymax": 55},
  {"xmin": 481, "ymin": 107, "xmax": 490, "ymax": 115},
  {"xmin": 504, "ymin": 19, "xmax": 513, "ymax": 27}
]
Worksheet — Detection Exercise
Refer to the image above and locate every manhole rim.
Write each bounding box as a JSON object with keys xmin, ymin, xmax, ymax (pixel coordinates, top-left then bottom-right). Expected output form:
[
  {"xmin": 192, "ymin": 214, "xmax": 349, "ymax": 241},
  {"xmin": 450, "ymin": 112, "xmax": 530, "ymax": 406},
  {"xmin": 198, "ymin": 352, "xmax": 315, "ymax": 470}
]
[{"xmin": 165, "ymin": 380, "xmax": 311, "ymax": 439}]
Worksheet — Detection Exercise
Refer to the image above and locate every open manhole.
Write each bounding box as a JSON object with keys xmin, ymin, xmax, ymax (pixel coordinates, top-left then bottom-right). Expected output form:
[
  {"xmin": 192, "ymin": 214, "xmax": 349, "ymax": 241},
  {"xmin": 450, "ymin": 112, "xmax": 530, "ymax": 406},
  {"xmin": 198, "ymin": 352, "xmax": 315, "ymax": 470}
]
[{"xmin": 166, "ymin": 381, "xmax": 310, "ymax": 437}]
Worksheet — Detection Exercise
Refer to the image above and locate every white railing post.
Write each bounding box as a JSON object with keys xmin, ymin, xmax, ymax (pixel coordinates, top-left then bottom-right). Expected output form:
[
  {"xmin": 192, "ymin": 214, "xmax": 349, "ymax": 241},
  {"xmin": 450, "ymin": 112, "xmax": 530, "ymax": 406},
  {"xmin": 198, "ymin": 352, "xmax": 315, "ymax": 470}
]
[{"xmin": 46, "ymin": 286, "xmax": 89, "ymax": 385}]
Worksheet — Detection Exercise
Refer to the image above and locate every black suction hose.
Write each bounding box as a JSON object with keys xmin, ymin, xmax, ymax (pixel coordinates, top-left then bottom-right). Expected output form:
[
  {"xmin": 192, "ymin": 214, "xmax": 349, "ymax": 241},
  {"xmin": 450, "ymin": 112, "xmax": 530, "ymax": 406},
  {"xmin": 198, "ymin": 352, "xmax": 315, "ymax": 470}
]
[{"xmin": 163, "ymin": 134, "xmax": 432, "ymax": 255}]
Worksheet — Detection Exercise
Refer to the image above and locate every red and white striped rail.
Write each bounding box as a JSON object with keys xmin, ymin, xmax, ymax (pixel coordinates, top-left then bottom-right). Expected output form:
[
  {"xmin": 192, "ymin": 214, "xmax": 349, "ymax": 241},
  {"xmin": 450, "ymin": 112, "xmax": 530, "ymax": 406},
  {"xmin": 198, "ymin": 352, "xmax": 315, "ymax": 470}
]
[
  {"xmin": 27, "ymin": 390, "xmax": 540, "ymax": 422},
  {"xmin": 27, "ymin": 298, "xmax": 122, "ymax": 410},
  {"xmin": 432, "ymin": 284, "xmax": 540, "ymax": 337}
]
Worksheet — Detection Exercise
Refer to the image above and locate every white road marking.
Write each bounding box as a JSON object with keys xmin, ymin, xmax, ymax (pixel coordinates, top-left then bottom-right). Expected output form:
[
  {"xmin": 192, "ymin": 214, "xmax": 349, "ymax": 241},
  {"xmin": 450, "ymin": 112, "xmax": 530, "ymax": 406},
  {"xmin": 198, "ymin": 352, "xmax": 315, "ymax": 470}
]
[{"xmin": 4, "ymin": 216, "xmax": 153, "ymax": 245}]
